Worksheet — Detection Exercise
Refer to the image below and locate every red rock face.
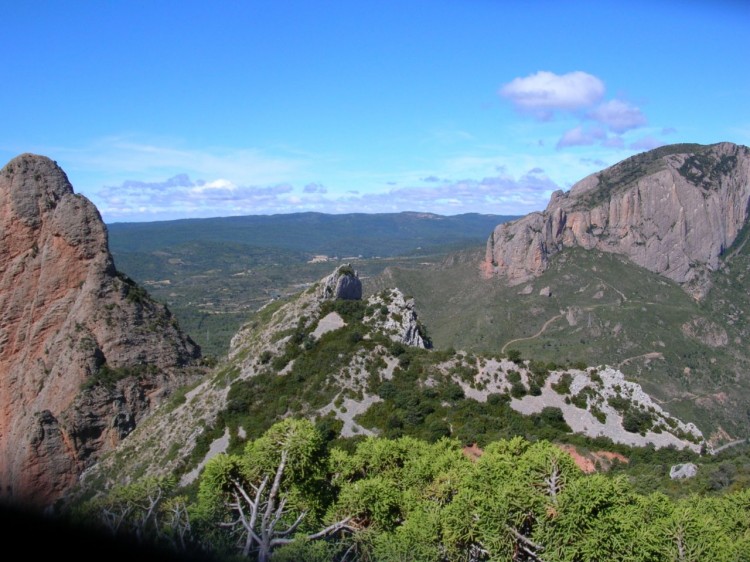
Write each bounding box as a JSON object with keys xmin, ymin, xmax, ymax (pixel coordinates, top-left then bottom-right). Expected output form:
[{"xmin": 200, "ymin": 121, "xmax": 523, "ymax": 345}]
[
  {"xmin": 0, "ymin": 154, "xmax": 200, "ymax": 507},
  {"xmin": 485, "ymin": 142, "xmax": 750, "ymax": 299}
]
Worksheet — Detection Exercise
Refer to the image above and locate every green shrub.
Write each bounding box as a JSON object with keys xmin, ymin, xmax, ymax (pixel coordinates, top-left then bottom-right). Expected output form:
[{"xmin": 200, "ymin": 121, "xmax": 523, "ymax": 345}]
[
  {"xmin": 528, "ymin": 381, "xmax": 542, "ymax": 396},
  {"xmin": 81, "ymin": 363, "xmax": 154, "ymax": 390},
  {"xmin": 608, "ymin": 395, "xmax": 631, "ymax": 413},
  {"xmin": 510, "ymin": 381, "xmax": 527, "ymax": 399},
  {"xmin": 507, "ymin": 349, "xmax": 522, "ymax": 363},
  {"xmin": 623, "ymin": 408, "xmax": 654, "ymax": 434},
  {"xmin": 552, "ymin": 373, "xmax": 573, "ymax": 395},
  {"xmin": 538, "ymin": 407, "xmax": 571, "ymax": 432}
]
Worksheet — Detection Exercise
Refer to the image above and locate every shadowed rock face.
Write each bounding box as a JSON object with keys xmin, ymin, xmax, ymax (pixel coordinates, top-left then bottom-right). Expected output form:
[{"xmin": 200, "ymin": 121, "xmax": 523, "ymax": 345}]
[
  {"xmin": 319, "ymin": 264, "xmax": 363, "ymax": 300},
  {"xmin": 485, "ymin": 143, "xmax": 750, "ymax": 299},
  {"xmin": 0, "ymin": 154, "xmax": 201, "ymax": 507}
]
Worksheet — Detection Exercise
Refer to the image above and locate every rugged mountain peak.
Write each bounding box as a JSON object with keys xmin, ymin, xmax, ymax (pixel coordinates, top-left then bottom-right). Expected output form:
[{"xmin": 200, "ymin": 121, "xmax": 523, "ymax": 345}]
[
  {"xmin": 0, "ymin": 154, "xmax": 201, "ymax": 507},
  {"xmin": 5, "ymin": 154, "xmax": 76, "ymax": 224},
  {"xmin": 319, "ymin": 264, "xmax": 363, "ymax": 300},
  {"xmin": 484, "ymin": 142, "xmax": 750, "ymax": 299}
]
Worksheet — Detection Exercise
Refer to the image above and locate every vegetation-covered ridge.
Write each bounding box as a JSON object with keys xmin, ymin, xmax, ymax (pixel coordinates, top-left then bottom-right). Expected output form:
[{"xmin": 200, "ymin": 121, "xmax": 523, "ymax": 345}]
[
  {"xmin": 75, "ymin": 418, "xmax": 750, "ymax": 561},
  {"xmin": 76, "ymin": 265, "xmax": 706, "ymax": 509},
  {"xmin": 576, "ymin": 142, "xmax": 747, "ymax": 209}
]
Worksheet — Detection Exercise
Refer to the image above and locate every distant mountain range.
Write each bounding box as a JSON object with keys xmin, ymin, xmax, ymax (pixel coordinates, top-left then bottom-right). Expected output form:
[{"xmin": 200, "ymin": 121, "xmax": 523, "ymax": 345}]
[{"xmin": 108, "ymin": 211, "xmax": 518, "ymax": 258}]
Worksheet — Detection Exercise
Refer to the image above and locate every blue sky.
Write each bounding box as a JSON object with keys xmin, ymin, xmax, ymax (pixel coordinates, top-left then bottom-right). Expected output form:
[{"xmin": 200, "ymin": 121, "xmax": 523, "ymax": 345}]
[{"xmin": 1, "ymin": 1, "xmax": 748, "ymax": 222}]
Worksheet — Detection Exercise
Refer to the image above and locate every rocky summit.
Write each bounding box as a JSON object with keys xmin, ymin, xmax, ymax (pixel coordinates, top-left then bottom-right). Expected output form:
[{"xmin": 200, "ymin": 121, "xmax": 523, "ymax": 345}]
[
  {"xmin": 0, "ymin": 154, "xmax": 201, "ymax": 507},
  {"xmin": 484, "ymin": 142, "xmax": 750, "ymax": 299}
]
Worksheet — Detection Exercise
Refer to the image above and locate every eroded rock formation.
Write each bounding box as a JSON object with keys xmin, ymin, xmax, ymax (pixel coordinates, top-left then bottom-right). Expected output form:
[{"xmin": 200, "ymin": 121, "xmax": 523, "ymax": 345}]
[
  {"xmin": 485, "ymin": 143, "xmax": 750, "ymax": 299},
  {"xmin": 0, "ymin": 154, "xmax": 200, "ymax": 507},
  {"xmin": 319, "ymin": 264, "xmax": 363, "ymax": 300}
]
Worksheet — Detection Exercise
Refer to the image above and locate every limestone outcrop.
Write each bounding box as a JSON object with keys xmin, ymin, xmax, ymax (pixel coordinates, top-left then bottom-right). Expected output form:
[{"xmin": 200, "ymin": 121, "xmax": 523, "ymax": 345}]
[
  {"xmin": 319, "ymin": 264, "xmax": 363, "ymax": 300},
  {"xmin": 485, "ymin": 143, "xmax": 750, "ymax": 299},
  {"xmin": 670, "ymin": 463, "xmax": 699, "ymax": 480},
  {"xmin": 365, "ymin": 288, "xmax": 430, "ymax": 349},
  {"xmin": 0, "ymin": 154, "xmax": 201, "ymax": 507}
]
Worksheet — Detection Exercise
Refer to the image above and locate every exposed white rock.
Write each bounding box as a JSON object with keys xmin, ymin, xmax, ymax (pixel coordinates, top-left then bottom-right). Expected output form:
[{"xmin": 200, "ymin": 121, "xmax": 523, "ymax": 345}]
[
  {"xmin": 364, "ymin": 288, "xmax": 428, "ymax": 348},
  {"xmin": 318, "ymin": 394, "xmax": 381, "ymax": 438},
  {"xmin": 179, "ymin": 427, "xmax": 230, "ymax": 487},
  {"xmin": 670, "ymin": 462, "xmax": 698, "ymax": 480},
  {"xmin": 441, "ymin": 356, "xmax": 704, "ymax": 451},
  {"xmin": 518, "ymin": 284, "xmax": 534, "ymax": 295},
  {"xmin": 311, "ymin": 311, "xmax": 346, "ymax": 339}
]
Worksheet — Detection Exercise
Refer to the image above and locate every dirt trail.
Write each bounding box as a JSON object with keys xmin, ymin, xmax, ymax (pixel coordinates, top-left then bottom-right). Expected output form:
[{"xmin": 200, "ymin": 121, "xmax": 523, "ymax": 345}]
[
  {"xmin": 597, "ymin": 278, "xmax": 628, "ymax": 302},
  {"xmin": 502, "ymin": 313, "xmax": 563, "ymax": 353},
  {"xmin": 617, "ymin": 351, "xmax": 664, "ymax": 368},
  {"xmin": 712, "ymin": 439, "xmax": 747, "ymax": 455}
]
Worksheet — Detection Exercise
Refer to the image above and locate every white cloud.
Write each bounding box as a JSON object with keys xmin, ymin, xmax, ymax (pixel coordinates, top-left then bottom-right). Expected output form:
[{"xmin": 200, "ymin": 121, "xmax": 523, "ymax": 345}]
[
  {"xmin": 326, "ymin": 170, "xmax": 562, "ymax": 216},
  {"xmin": 97, "ymin": 174, "xmax": 300, "ymax": 221},
  {"xmin": 500, "ymin": 72, "xmax": 660, "ymax": 151},
  {"xmin": 93, "ymin": 165, "xmax": 566, "ymax": 221},
  {"xmin": 500, "ymin": 71, "xmax": 605, "ymax": 116},
  {"xmin": 191, "ymin": 178, "xmax": 237, "ymax": 192}
]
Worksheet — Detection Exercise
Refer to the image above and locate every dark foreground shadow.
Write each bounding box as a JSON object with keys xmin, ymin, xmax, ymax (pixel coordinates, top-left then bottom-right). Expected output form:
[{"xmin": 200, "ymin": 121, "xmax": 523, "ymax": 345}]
[{"xmin": 0, "ymin": 504, "xmax": 210, "ymax": 562}]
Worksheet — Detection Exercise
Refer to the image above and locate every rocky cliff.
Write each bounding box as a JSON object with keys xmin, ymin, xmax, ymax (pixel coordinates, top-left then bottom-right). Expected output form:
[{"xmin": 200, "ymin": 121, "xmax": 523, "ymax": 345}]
[
  {"xmin": 484, "ymin": 142, "xmax": 750, "ymax": 299},
  {"xmin": 0, "ymin": 154, "xmax": 201, "ymax": 507}
]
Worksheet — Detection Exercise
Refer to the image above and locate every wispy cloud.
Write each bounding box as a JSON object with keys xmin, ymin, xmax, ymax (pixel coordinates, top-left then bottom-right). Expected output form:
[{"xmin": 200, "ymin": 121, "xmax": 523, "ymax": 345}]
[
  {"xmin": 352, "ymin": 171, "xmax": 561, "ymax": 215},
  {"xmin": 303, "ymin": 182, "xmax": 327, "ymax": 194},
  {"xmin": 556, "ymin": 126, "xmax": 606, "ymax": 149},
  {"xmin": 587, "ymin": 99, "xmax": 647, "ymax": 133},
  {"xmin": 95, "ymin": 167, "xmax": 563, "ymax": 221},
  {"xmin": 580, "ymin": 157, "xmax": 607, "ymax": 168},
  {"xmin": 421, "ymin": 175, "xmax": 442, "ymax": 183},
  {"xmin": 430, "ymin": 129, "xmax": 475, "ymax": 143},
  {"xmin": 97, "ymin": 174, "xmax": 299, "ymax": 220},
  {"xmin": 48, "ymin": 136, "xmax": 308, "ymax": 186},
  {"xmin": 602, "ymin": 136, "xmax": 625, "ymax": 148}
]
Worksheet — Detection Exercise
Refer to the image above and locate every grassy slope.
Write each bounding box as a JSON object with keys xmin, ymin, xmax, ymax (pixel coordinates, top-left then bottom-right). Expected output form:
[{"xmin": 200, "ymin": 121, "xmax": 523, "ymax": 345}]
[{"xmin": 370, "ymin": 244, "xmax": 750, "ymax": 440}]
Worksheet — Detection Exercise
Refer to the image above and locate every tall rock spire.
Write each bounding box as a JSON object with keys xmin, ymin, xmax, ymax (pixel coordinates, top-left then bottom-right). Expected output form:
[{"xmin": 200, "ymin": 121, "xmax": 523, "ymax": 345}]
[{"xmin": 0, "ymin": 154, "xmax": 201, "ymax": 507}]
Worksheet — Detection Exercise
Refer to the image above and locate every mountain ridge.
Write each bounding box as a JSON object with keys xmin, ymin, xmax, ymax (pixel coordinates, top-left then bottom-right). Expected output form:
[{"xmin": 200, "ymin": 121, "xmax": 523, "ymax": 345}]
[{"xmin": 108, "ymin": 210, "xmax": 517, "ymax": 258}]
